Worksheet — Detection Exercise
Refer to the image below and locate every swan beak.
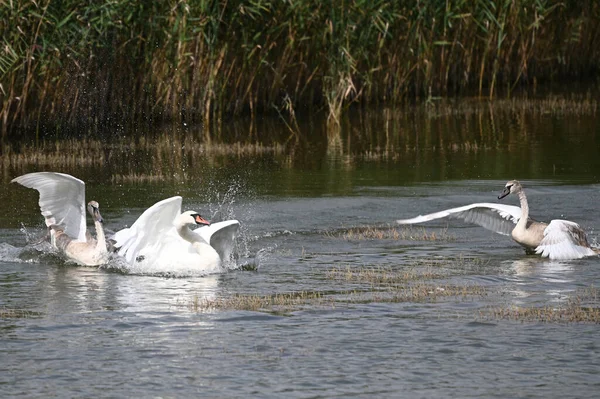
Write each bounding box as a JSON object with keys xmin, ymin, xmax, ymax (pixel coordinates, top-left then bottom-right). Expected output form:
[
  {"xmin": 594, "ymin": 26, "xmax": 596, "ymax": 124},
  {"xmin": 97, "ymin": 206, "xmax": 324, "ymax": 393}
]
[
  {"xmin": 194, "ymin": 215, "xmax": 211, "ymax": 226},
  {"xmin": 498, "ymin": 187, "xmax": 510, "ymax": 200},
  {"xmin": 95, "ymin": 209, "xmax": 104, "ymax": 224}
]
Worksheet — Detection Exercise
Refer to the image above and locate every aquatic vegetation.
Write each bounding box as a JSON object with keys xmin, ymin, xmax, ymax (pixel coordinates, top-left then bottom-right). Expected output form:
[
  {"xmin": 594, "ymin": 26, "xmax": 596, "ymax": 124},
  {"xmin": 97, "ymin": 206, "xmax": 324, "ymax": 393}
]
[
  {"xmin": 326, "ymin": 265, "xmax": 449, "ymax": 284},
  {"xmin": 483, "ymin": 286, "xmax": 600, "ymax": 323},
  {"xmin": 326, "ymin": 256, "xmax": 489, "ymax": 285},
  {"xmin": 2, "ymin": 1, "xmax": 599, "ymax": 135},
  {"xmin": 409, "ymin": 255, "xmax": 492, "ymax": 275},
  {"xmin": 191, "ymin": 258, "xmax": 488, "ymax": 313},
  {"xmin": 370, "ymin": 283, "xmax": 487, "ymax": 303},
  {"xmin": 190, "ymin": 282, "xmax": 486, "ymax": 314},
  {"xmin": 190, "ymin": 291, "xmax": 331, "ymax": 313},
  {"xmin": 332, "ymin": 225, "xmax": 455, "ymax": 241},
  {"xmin": 0, "ymin": 307, "xmax": 40, "ymax": 319}
]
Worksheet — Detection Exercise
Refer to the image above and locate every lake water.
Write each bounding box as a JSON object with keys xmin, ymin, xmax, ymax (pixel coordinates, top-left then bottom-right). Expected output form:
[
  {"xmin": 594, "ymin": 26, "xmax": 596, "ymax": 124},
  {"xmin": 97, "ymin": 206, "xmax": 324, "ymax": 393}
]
[{"xmin": 1, "ymin": 98, "xmax": 600, "ymax": 397}]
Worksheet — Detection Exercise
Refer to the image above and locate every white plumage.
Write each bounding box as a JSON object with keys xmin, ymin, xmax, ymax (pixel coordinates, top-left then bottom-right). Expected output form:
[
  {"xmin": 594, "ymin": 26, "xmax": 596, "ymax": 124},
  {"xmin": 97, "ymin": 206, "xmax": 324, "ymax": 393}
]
[{"xmin": 112, "ymin": 196, "xmax": 239, "ymax": 274}]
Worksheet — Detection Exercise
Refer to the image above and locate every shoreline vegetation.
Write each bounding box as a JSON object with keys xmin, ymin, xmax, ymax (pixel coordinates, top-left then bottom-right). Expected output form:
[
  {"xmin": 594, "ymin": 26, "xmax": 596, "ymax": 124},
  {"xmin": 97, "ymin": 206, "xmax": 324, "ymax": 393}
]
[{"xmin": 1, "ymin": 1, "xmax": 599, "ymax": 137}]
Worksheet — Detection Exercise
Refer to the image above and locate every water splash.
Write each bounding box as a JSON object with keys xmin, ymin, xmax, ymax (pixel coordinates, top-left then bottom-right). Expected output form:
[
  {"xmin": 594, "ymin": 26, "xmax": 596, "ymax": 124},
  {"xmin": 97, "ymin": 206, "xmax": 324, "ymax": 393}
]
[
  {"xmin": 191, "ymin": 173, "xmax": 273, "ymax": 271},
  {"xmin": 0, "ymin": 241, "xmax": 61, "ymax": 265}
]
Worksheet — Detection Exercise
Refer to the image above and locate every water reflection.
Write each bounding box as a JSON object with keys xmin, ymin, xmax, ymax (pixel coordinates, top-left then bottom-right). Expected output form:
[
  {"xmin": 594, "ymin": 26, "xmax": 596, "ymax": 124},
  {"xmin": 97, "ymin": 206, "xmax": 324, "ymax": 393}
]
[
  {"xmin": 2, "ymin": 100, "xmax": 600, "ymax": 398},
  {"xmin": 503, "ymin": 258, "xmax": 579, "ymax": 306},
  {"xmin": 0, "ymin": 242, "xmax": 222, "ymax": 316},
  {"xmin": 1, "ymin": 98, "xmax": 599, "ymax": 191},
  {"xmin": 507, "ymin": 258, "xmax": 575, "ymax": 278}
]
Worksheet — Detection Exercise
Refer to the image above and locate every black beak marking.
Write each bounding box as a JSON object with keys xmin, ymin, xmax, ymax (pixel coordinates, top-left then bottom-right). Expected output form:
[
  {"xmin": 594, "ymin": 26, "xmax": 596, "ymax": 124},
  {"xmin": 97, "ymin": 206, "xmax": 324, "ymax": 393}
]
[{"xmin": 498, "ymin": 186, "xmax": 511, "ymax": 200}]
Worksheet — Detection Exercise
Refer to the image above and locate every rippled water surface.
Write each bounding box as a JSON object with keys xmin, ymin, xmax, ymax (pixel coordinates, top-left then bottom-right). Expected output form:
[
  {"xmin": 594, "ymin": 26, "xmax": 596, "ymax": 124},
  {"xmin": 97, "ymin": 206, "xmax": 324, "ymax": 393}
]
[{"xmin": 2, "ymin": 100, "xmax": 600, "ymax": 397}]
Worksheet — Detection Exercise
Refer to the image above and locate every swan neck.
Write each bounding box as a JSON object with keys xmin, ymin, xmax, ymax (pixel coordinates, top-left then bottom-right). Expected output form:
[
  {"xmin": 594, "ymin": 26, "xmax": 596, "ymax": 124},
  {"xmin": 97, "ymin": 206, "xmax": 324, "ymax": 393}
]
[
  {"xmin": 177, "ymin": 224, "xmax": 199, "ymax": 244},
  {"xmin": 95, "ymin": 220, "xmax": 107, "ymax": 252},
  {"xmin": 516, "ymin": 189, "xmax": 529, "ymax": 227}
]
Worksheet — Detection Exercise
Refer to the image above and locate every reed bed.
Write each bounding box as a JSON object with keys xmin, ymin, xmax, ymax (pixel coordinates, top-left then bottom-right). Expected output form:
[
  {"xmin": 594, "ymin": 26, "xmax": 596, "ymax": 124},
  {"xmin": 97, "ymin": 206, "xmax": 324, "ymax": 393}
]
[{"xmin": 2, "ymin": 1, "xmax": 599, "ymax": 136}]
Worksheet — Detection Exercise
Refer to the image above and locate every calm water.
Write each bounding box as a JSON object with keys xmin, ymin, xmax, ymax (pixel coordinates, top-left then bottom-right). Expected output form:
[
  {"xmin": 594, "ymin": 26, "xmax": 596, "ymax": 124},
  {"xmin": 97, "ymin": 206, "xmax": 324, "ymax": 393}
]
[{"xmin": 1, "ymin": 100, "xmax": 600, "ymax": 397}]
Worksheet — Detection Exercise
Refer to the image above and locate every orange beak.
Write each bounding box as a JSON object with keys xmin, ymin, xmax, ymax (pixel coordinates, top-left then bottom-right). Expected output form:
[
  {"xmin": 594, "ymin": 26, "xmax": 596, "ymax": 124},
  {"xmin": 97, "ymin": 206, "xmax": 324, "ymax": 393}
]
[{"xmin": 195, "ymin": 215, "xmax": 211, "ymax": 226}]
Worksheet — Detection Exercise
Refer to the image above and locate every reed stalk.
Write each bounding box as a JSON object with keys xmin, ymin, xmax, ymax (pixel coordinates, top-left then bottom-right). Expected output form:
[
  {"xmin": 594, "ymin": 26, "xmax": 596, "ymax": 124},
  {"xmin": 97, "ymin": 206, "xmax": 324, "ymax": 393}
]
[{"xmin": 1, "ymin": 0, "xmax": 598, "ymax": 136}]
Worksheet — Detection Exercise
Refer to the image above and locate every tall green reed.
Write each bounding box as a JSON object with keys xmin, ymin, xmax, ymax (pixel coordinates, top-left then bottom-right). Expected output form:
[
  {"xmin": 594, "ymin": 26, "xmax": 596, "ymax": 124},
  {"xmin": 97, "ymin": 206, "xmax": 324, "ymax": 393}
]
[{"xmin": 1, "ymin": 0, "xmax": 598, "ymax": 137}]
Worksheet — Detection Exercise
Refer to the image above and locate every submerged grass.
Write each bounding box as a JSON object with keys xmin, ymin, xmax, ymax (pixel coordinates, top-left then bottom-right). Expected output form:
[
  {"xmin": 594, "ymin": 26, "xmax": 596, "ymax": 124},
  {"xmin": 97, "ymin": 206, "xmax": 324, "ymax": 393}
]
[
  {"xmin": 2, "ymin": 1, "xmax": 599, "ymax": 135},
  {"xmin": 0, "ymin": 307, "xmax": 41, "ymax": 319},
  {"xmin": 325, "ymin": 265, "xmax": 449, "ymax": 284},
  {"xmin": 326, "ymin": 256, "xmax": 490, "ymax": 285},
  {"xmin": 191, "ymin": 255, "xmax": 489, "ymax": 314},
  {"xmin": 189, "ymin": 282, "xmax": 487, "ymax": 313},
  {"xmin": 333, "ymin": 225, "xmax": 455, "ymax": 242},
  {"xmin": 190, "ymin": 291, "xmax": 331, "ymax": 313},
  {"xmin": 483, "ymin": 286, "xmax": 600, "ymax": 323},
  {"xmin": 369, "ymin": 283, "xmax": 487, "ymax": 304}
]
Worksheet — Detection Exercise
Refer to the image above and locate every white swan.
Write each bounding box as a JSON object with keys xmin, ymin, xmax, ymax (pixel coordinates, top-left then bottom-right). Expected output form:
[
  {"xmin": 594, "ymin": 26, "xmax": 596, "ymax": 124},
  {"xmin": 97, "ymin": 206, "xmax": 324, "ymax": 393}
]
[
  {"xmin": 12, "ymin": 172, "xmax": 108, "ymax": 266},
  {"xmin": 397, "ymin": 180, "xmax": 598, "ymax": 260},
  {"xmin": 112, "ymin": 196, "xmax": 239, "ymax": 274}
]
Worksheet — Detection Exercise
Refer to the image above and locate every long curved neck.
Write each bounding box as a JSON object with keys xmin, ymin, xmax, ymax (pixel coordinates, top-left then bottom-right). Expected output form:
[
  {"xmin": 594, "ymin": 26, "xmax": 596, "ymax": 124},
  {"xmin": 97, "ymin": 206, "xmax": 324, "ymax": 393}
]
[
  {"xmin": 177, "ymin": 224, "xmax": 200, "ymax": 244},
  {"xmin": 94, "ymin": 220, "xmax": 107, "ymax": 252},
  {"xmin": 177, "ymin": 224, "xmax": 214, "ymax": 257},
  {"xmin": 515, "ymin": 188, "xmax": 529, "ymax": 229}
]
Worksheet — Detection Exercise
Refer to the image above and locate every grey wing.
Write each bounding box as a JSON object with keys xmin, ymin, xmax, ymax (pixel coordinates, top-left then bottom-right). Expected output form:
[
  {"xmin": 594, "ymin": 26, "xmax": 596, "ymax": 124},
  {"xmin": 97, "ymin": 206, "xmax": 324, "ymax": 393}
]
[{"xmin": 396, "ymin": 202, "xmax": 521, "ymax": 236}]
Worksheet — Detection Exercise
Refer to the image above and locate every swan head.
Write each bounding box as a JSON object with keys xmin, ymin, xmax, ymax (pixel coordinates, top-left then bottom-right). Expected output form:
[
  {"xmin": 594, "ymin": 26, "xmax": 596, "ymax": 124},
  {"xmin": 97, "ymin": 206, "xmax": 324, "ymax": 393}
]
[
  {"xmin": 178, "ymin": 210, "xmax": 211, "ymax": 227},
  {"xmin": 87, "ymin": 201, "xmax": 104, "ymax": 223},
  {"xmin": 498, "ymin": 180, "xmax": 522, "ymax": 200}
]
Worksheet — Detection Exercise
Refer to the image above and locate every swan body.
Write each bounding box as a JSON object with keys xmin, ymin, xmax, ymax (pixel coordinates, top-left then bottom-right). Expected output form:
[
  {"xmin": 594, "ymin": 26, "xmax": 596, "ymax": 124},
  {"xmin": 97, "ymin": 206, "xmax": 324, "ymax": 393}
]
[
  {"xmin": 397, "ymin": 180, "xmax": 598, "ymax": 260},
  {"xmin": 112, "ymin": 196, "xmax": 239, "ymax": 274},
  {"xmin": 12, "ymin": 172, "xmax": 108, "ymax": 266}
]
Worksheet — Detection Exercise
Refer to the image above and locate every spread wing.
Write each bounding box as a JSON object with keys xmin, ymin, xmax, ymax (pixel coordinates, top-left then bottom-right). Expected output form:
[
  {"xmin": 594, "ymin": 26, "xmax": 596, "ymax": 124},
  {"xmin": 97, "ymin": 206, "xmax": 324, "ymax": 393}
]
[
  {"xmin": 535, "ymin": 219, "xmax": 597, "ymax": 260},
  {"xmin": 396, "ymin": 202, "xmax": 522, "ymax": 236},
  {"xmin": 193, "ymin": 220, "xmax": 240, "ymax": 261},
  {"xmin": 113, "ymin": 196, "xmax": 182, "ymax": 264},
  {"xmin": 12, "ymin": 172, "xmax": 87, "ymax": 242}
]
